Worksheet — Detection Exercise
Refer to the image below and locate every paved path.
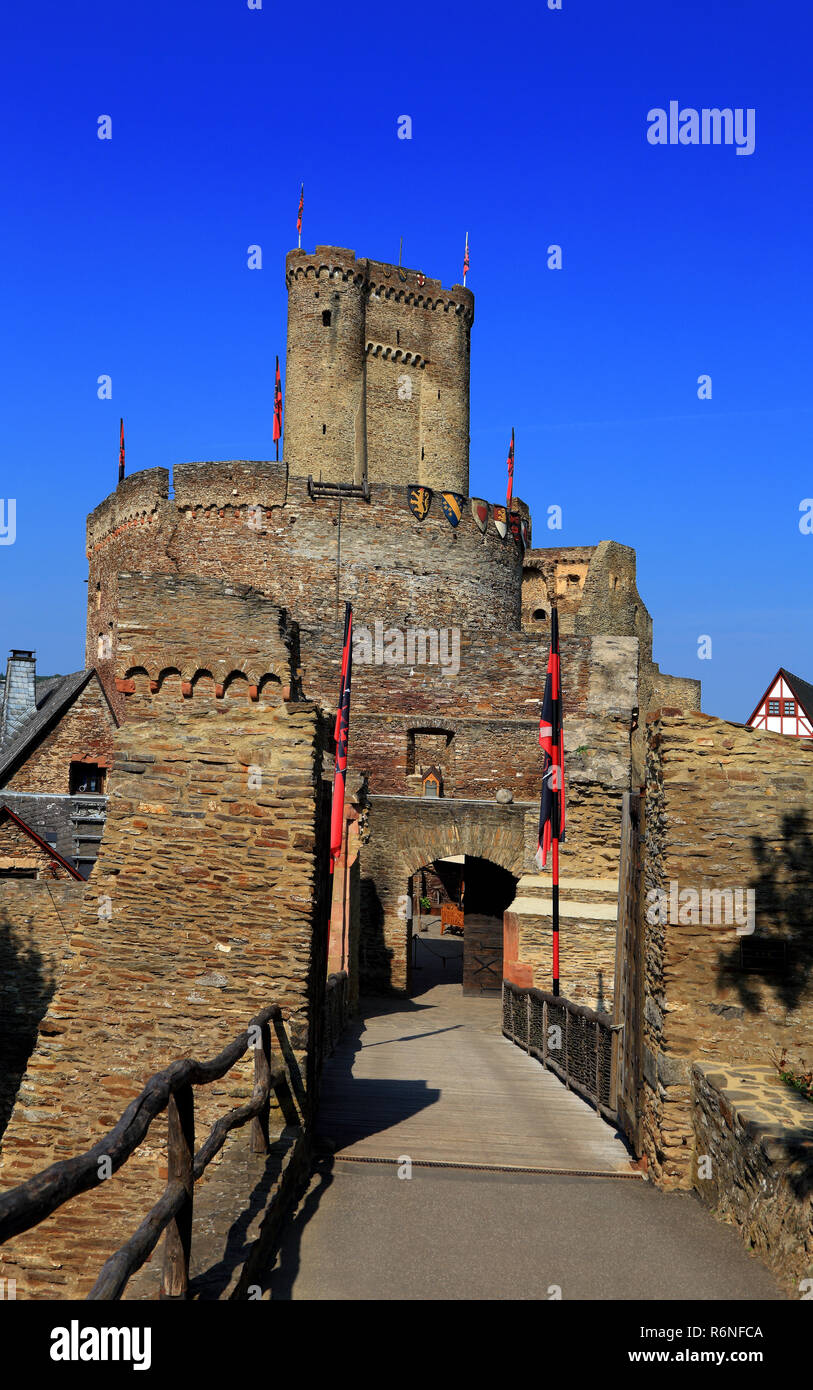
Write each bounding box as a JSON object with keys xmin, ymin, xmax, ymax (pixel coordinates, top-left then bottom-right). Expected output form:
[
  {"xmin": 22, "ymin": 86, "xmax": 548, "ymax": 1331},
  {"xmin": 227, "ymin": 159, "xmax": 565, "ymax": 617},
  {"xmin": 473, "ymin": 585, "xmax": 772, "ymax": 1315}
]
[{"xmin": 268, "ymin": 947, "xmax": 785, "ymax": 1299}]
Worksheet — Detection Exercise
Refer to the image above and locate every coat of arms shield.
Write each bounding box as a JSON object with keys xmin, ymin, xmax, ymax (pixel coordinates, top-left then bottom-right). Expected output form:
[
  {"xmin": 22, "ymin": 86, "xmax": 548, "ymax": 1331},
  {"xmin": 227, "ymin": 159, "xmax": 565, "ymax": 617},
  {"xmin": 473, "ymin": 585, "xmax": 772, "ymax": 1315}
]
[
  {"xmin": 440, "ymin": 492, "xmax": 465, "ymax": 528},
  {"xmin": 471, "ymin": 498, "xmax": 489, "ymax": 533},
  {"xmin": 492, "ymin": 504, "xmax": 508, "ymax": 539},
  {"xmin": 407, "ymin": 485, "xmax": 432, "ymax": 520}
]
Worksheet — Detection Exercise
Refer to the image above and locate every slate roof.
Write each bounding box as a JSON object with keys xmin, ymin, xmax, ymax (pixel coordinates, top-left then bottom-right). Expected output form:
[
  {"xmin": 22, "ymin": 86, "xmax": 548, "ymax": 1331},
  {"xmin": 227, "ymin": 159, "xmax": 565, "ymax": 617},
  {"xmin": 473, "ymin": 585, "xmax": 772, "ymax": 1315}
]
[
  {"xmin": 783, "ymin": 669, "xmax": 813, "ymax": 721},
  {"xmin": 0, "ymin": 669, "xmax": 97, "ymax": 786},
  {"xmin": 0, "ymin": 802, "xmax": 86, "ymax": 880}
]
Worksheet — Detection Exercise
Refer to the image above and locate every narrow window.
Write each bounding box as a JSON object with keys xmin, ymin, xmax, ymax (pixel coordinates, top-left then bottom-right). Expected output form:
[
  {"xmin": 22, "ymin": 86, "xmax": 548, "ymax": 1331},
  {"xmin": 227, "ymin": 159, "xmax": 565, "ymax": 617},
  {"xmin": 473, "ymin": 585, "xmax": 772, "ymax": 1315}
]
[
  {"xmin": 70, "ymin": 762, "xmax": 105, "ymax": 795},
  {"xmin": 322, "ymin": 423, "xmax": 327, "ymax": 435},
  {"xmin": 322, "ymin": 310, "xmax": 331, "ymax": 327}
]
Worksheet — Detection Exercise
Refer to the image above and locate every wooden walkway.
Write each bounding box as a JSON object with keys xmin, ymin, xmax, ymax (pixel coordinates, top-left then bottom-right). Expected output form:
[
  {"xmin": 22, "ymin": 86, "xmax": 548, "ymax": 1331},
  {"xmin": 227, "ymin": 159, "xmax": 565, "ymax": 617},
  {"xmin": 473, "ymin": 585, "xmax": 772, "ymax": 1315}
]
[{"xmin": 317, "ymin": 939, "xmax": 636, "ymax": 1175}]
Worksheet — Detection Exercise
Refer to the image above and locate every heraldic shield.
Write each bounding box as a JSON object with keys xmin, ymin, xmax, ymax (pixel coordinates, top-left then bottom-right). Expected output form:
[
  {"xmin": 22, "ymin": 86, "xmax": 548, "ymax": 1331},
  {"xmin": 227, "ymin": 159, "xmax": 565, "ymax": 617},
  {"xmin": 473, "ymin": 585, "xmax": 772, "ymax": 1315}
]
[
  {"xmin": 471, "ymin": 498, "xmax": 489, "ymax": 533},
  {"xmin": 492, "ymin": 504, "xmax": 508, "ymax": 538},
  {"xmin": 407, "ymin": 485, "xmax": 432, "ymax": 520},
  {"xmin": 440, "ymin": 492, "xmax": 465, "ymax": 527},
  {"xmin": 508, "ymin": 511, "xmax": 523, "ymax": 546}
]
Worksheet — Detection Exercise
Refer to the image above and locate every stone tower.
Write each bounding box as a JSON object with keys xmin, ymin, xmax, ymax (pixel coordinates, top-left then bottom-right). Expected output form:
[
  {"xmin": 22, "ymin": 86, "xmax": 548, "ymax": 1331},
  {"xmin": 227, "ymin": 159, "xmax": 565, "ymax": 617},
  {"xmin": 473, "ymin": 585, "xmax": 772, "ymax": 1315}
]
[{"xmin": 284, "ymin": 246, "xmax": 474, "ymax": 494}]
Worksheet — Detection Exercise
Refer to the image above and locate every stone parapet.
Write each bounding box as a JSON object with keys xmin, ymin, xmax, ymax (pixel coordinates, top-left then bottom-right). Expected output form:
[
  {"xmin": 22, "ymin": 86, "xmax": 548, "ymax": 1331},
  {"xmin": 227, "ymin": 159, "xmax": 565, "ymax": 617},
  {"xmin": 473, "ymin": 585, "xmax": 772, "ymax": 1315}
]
[{"xmin": 692, "ymin": 1061, "xmax": 813, "ymax": 1292}]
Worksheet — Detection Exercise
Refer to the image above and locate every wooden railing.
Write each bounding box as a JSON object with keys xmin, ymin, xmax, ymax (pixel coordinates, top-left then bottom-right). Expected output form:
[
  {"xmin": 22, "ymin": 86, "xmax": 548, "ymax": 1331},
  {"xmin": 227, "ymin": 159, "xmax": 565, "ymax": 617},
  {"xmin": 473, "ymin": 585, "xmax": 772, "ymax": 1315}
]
[
  {"xmin": 0, "ymin": 1003, "xmax": 307, "ymax": 1300},
  {"xmin": 503, "ymin": 980, "xmax": 622, "ymax": 1122}
]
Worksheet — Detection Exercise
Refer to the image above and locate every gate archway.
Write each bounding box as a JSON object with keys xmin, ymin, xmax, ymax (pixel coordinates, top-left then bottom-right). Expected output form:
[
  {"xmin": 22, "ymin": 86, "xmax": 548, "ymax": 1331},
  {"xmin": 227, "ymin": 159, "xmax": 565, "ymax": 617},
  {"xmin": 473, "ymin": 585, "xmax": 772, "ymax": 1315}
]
[{"xmin": 358, "ymin": 795, "xmax": 529, "ymax": 994}]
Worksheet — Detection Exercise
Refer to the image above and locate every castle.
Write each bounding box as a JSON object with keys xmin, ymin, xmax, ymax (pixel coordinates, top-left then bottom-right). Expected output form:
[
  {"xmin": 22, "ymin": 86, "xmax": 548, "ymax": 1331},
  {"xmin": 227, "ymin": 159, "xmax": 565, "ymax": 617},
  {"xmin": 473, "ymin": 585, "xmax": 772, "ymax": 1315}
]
[
  {"xmin": 2, "ymin": 242, "xmax": 812, "ymax": 1299},
  {"xmin": 84, "ymin": 242, "xmax": 699, "ymax": 998}
]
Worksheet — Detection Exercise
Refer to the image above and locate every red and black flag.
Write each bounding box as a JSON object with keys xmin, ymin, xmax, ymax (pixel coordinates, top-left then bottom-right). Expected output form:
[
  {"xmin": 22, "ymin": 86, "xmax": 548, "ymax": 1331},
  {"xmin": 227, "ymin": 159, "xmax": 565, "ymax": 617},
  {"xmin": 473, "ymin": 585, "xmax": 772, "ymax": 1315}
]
[
  {"xmin": 506, "ymin": 427, "xmax": 515, "ymax": 509},
  {"xmin": 297, "ymin": 183, "xmax": 304, "ymax": 244},
  {"xmin": 330, "ymin": 602, "xmax": 353, "ymax": 870},
  {"xmin": 273, "ymin": 356, "xmax": 283, "ymax": 459},
  {"xmin": 535, "ymin": 605, "xmax": 566, "ymax": 871},
  {"xmin": 463, "ymin": 231, "xmax": 470, "ymax": 285},
  {"xmin": 118, "ymin": 418, "xmax": 125, "ymax": 483}
]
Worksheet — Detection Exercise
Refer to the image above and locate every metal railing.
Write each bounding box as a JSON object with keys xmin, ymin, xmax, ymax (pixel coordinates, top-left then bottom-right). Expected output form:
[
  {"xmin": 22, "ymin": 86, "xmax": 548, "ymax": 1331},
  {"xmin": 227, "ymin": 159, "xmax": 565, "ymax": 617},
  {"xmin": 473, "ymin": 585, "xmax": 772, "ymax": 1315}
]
[{"xmin": 503, "ymin": 981, "xmax": 622, "ymax": 1122}]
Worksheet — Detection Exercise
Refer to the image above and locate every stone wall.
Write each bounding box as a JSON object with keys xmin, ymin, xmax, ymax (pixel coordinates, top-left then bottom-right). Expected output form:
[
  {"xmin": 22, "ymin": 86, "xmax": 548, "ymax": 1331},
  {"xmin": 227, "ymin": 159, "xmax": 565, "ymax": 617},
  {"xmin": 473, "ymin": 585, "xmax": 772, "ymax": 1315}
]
[
  {"xmin": 639, "ymin": 709, "xmax": 813, "ymax": 1187},
  {"xmin": 692, "ymin": 1062, "xmax": 813, "ymax": 1292},
  {"xmin": 86, "ymin": 469, "xmax": 530, "ymax": 718},
  {"xmin": 0, "ymin": 576, "xmax": 331, "ymax": 1299},
  {"xmin": 0, "ymin": 879, "xmax": 83, "ymax": 1141}
]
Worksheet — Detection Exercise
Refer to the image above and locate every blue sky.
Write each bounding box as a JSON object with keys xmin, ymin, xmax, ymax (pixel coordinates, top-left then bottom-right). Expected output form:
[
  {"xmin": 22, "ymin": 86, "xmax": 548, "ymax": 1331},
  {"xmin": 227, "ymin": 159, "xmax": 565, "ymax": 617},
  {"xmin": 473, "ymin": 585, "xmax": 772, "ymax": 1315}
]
[{"xmin": 1, "ymin": 0, "xmax": 810, "ymax": 721}]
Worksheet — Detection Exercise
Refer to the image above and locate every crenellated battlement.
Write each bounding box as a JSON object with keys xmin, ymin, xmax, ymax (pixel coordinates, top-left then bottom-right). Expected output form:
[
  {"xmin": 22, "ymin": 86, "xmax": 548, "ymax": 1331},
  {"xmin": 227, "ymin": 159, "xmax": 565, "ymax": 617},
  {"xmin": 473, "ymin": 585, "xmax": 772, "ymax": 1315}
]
[
  {"xmin": 86, "ymin": 468, "xmax": 169, "ymax": 554},
  {"xmin": 173, "ymin": 459, "xmax": 288, "ymax": 511}
]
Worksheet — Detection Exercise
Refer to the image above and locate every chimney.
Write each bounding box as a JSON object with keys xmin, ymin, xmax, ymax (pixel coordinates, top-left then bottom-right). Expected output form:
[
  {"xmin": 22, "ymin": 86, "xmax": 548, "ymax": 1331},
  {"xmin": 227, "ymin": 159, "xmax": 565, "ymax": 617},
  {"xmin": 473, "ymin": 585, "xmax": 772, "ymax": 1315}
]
[{"xmin": 0, "ymin": 650, "xmax": 37, "ymax": 746}]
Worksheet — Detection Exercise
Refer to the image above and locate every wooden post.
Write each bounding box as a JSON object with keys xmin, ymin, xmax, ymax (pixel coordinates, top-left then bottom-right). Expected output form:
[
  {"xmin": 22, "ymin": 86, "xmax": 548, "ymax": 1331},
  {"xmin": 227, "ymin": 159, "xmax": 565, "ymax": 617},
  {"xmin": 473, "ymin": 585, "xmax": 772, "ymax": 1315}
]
[
  {"xmin": 251, "ymin": 1021, "xmax": 272, "ymax": 1154},
  {"xmin": 161, "ymin": 1085, "xmax": 194, "ymax": 1300}
]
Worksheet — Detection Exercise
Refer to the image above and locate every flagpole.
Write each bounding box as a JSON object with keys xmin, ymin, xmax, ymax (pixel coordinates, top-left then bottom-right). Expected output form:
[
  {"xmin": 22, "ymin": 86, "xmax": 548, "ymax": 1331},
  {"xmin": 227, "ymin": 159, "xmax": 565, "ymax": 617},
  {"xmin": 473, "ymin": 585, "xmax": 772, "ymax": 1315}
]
[
  {"xmin": 506, "ymin": 426, "xmax": 514, "ymax": 511},
  {"xmin": 551, "ymin": 608, "xmax": 561, "ymax": 995},
  {"xmin": 329, "ymin": 601, "xmax": 352, "ymax": 877},
  {"xmin": 274, "ymin": 355, "xmax": 281, "ymax": 462}
]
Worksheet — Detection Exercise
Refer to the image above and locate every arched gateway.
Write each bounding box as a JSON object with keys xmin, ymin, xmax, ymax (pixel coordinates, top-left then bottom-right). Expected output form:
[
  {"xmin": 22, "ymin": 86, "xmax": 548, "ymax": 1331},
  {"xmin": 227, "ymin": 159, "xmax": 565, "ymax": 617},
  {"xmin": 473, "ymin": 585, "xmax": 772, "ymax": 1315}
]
[{"xmin": 358, "ymin": 793, "xmax": 530, "ymax": 993}]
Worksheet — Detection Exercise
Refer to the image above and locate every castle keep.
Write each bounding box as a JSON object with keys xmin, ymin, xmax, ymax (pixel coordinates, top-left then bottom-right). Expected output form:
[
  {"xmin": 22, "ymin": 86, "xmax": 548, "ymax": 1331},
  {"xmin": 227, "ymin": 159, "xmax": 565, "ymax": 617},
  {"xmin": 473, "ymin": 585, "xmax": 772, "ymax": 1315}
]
[{"xmin": 284, "ymin": 247, "xmax": 472, "ymax": 492}]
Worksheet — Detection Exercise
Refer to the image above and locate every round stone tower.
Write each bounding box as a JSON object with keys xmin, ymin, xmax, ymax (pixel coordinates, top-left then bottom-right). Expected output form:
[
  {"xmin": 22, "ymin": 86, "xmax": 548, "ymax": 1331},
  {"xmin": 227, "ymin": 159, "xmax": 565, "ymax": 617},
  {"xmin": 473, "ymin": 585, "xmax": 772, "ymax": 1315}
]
[{"xmin": 284, "ymin": 246, "xmax": 474, "ymax": 495}]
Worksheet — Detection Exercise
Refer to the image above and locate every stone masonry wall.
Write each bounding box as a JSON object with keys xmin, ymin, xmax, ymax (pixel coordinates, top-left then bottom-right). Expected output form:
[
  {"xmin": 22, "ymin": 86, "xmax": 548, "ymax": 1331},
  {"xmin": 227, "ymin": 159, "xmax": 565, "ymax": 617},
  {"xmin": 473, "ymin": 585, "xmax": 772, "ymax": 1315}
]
[
  {"xmin": 86, "ymin": 469, "xmax": 529, "ymax": 718},
  {"xmin": 0, "ymin": 880, "xmax": 83, "ymax": 1141},
  {"xmin": 640, "ymin": 709, "xmax": 813, "ymax": 1188},
  {"xmin": 692, "ymin": 1062, "xmax": 813, "ymax": 1292},
  {"xmin": 0, "ymin": 578, "xmax": 330, "ymax": 1299}
]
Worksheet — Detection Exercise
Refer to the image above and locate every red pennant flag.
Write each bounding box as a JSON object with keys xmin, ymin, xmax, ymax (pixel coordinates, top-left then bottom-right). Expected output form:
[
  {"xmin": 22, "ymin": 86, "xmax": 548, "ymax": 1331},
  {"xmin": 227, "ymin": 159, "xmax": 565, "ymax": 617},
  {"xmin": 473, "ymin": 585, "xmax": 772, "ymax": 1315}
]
[
  {"xmin": 273, "ymin": 356, "xmax": 283, "ymax": 459},
  {"xmin": 463, "ymin": 231, "xmax": 470, "ymax": 284},
  {"xmin": 118, "ymin": 418, "xmax": 125, "ymax": 484},
  {"xmin": 535, "ymin": 605, "xmax": 566, "ymax": 871},
  {"xmin": 297, "ymin": 183, "xmax": 304, "ymax": 241},
  {"xmin": 330, "ymin": 603, "xmax": 353, "ymax": 869},
  {"xmin": 506, "ymin": 428, "xmax": 515, "ymax": 509}
]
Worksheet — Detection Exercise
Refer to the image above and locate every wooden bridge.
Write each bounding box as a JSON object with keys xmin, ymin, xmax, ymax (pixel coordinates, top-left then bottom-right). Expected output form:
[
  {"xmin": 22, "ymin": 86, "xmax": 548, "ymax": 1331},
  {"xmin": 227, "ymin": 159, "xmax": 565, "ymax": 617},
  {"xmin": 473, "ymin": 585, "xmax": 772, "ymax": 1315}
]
[{"xmin": 318, "ymin": 935, "xmax": 636, "ymax": 1175}]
